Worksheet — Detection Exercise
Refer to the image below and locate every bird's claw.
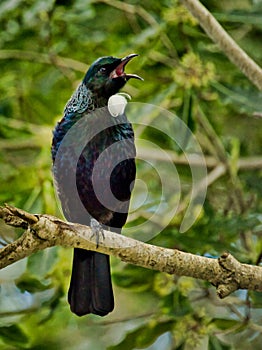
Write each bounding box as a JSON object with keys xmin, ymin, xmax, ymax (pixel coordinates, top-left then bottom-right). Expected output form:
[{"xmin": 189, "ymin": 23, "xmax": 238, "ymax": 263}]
[{"xmin": 90, "ymin": 218, "xmax": 105, "ymax": 248}]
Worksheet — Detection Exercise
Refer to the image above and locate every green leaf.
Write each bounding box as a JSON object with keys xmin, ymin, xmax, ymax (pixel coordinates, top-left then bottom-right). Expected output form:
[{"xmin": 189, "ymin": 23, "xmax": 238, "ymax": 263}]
[
  {"xmin": 249, "ymin": 291, "xmax": 262, "ymax": 307},
  {"xmin": 27, "ymin": 247, "xmax": 58, "ymax": 278},
  {"xmin": 113, "ymin": 265, "xmax": 156, "ymax": 291},
  {"xmin": 208, "ymin": 336, "xmax": 231, "ymax": 350},
  {"xmin": 108, "ymin": 320, "xmax": 174, "ymax": 350},
  {"xmin": 213, "ymin": 318, "xmax": 240, "ymax": 330},
  {"xmin": 214, "ymin": 10, "xmax": 262, "ymax": 27},
  {"xmin": 17, "ymin": 276, "xmax": 51, "ymax": 293},
  {"xmin": 0, "ymin": 325, "xmax": 29, "ymax": 347},
  {"xmin": 213, "ymin": 82, "xmax": 262, "ymax": 114}
]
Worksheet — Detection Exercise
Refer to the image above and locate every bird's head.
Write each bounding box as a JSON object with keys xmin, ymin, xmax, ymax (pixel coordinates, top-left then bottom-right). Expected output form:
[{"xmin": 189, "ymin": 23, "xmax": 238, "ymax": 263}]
[{"xmin": 83, "ymin": 54, "xmax": 143, "ymax": 102}]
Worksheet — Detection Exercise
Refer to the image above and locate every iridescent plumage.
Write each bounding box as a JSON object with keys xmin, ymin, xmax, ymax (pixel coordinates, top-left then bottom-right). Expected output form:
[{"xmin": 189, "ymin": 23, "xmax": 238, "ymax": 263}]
[{"xmin": 52, "ymin": 55, "xmax": 142, "ymax": 316}]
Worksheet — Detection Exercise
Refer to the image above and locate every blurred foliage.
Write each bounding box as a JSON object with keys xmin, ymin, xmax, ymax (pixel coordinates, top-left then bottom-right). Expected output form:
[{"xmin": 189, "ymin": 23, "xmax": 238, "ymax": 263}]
[{"xmin": 0, "ymin": 0, "xmax": 262, "ymax": 349}]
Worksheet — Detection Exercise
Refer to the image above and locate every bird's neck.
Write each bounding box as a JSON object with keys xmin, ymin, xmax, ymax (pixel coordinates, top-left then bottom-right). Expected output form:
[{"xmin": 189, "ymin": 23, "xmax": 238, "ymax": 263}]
[
  {"xmin": 64, "ymin": 82, "xmax": 112, "ymax": 116},
  {"xmin": 64, "ymin": 82, "xmax": 94, "ymax": 115},
  {"xmin": 92, "ymin": 94, "xmax": 109, "ymax": 108}
]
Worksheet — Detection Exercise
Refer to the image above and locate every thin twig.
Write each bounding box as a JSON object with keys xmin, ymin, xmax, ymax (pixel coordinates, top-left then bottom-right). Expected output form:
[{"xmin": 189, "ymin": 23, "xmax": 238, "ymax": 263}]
[
  {"xmin": 138, "ymin": 148, "xmax": 260, "ymax": 170},
  {"xmin": 0, "ymin": 50, "xmax": 88, "ymax": 73},
  {"xmin": 195, "ymin": 106, "xmax": 247, "ymax": 213},
  {"xmin": 180, "ymin": 0, "xmax": 262, "ymax": 90},
  {"xmin": 94, "ymin": 0, "xmax": 178, "ymax": 58}
]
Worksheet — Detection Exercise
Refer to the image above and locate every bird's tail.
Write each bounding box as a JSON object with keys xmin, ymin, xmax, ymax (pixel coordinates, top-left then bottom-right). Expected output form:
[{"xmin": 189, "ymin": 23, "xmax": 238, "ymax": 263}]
[{"xmin": 68, "ymin": 248, "xmax": 114, "ymax": 316}]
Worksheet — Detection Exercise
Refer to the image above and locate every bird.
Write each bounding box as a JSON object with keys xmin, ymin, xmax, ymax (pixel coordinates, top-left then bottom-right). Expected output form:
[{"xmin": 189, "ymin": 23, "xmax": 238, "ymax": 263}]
[{"xmin": 51, "ymin": 54, "xmax": 142, "ymax": 316}]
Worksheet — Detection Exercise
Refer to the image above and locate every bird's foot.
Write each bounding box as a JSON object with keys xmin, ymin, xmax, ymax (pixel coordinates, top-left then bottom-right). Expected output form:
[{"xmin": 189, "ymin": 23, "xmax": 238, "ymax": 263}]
[{"xmin": 90, "ymin": 218, "xmax": 105, "ymax": 248}]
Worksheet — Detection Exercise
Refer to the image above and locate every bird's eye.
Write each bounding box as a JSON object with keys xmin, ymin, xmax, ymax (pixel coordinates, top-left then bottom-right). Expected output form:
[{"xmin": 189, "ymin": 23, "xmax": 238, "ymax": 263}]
[{"xmin": 99, "ymin": 67, "xmax": 107, "ymax": 74}]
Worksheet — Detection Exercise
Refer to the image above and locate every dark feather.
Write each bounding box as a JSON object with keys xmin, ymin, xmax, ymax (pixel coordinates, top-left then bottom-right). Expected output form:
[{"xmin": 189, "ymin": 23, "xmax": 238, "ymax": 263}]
[{"xmin": 52, "ymin": 55, "xmax": 140, "ymax": 316}]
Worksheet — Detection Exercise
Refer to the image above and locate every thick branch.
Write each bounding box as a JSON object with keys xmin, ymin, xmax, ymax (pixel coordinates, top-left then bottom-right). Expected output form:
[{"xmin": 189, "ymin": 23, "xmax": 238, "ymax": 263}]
[
  {"xmin": 0, "ymin": 204, "xmax": 261, "ymax": 299},
  {"xmin": 180, "ymin": 0, "xmax": 262, "ymax": 90}
]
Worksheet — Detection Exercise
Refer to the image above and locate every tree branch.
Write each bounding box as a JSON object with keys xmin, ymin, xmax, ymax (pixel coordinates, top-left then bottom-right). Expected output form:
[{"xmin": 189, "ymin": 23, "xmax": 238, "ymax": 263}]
[
  {"xmin": 0, "ymin": 50, "xmax": 88, "ymax": 73},
  {"xmin": 180, "ymin": 0, "xmax": 262, "ymax": 90},
  {"xmin": 138, "ymin": 148, "xmax": 262, "ymax": 170},
  {"xmin": 0, "ymin": 204, "xmax": 261, "ymax": 299}
]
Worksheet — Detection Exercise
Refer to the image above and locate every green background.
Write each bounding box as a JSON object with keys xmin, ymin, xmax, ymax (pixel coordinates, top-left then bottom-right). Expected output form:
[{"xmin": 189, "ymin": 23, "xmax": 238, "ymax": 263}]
[{"xmin": 0, "ymin": 0, "xmax": 262, "ymax": 349}]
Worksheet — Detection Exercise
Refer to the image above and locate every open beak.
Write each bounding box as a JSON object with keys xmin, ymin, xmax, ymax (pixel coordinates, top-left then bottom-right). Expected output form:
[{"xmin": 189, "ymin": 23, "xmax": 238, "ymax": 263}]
[{"xmin": 110, "ymin": 54, "xmax": 143, "ymax": 81}]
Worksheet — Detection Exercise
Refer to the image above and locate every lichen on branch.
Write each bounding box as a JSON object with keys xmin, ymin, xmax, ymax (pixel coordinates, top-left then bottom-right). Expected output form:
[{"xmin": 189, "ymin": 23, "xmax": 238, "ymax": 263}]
[{"xmin": 0, "ymin": 204, "xmax": 262, "ymax": 299}]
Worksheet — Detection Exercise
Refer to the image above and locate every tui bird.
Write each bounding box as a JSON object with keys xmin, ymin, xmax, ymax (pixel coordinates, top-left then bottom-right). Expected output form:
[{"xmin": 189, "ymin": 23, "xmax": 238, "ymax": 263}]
[{"xmin": 52, "ymin": 54, "xmax": 142, "ymax": 316}]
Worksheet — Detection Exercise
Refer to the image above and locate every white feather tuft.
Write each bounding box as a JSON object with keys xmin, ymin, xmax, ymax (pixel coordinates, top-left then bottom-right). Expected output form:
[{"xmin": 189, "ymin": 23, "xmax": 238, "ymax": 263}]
[{"xmin": 108, "ymin": 93, "xmax": 131, "ymax": 118}]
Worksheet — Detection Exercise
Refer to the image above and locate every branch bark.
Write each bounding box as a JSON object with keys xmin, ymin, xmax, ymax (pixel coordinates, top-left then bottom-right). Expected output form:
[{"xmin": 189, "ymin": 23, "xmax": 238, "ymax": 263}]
[
  {"xmin": 180, "ymin": 0, "xmax": 262, "ymax": 90},
  {"xmin": 0, "ymin": 204, "xmax": 261, "ymax": 299}
]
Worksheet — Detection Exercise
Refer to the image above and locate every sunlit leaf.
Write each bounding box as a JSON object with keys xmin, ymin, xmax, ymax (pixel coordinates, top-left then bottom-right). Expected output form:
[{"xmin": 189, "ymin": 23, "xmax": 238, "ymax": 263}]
[
  {"xmin": 213, "ymin": 318, "xmax": 241, "ymax": 330},
  {"xmin": 108, "ymin": 320, "xmax": 174, "ymax": 350}
]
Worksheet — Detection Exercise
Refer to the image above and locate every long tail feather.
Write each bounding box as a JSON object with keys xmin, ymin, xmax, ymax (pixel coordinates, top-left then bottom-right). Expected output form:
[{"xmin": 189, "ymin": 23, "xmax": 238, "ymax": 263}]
[{"xmin": 68, "ymin": 248, "xmax": 114, "ymax": 316}]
